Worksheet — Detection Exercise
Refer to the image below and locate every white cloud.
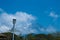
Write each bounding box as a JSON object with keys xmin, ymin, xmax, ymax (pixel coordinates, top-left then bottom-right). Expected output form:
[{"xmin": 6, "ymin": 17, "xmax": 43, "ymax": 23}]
[
  {"xmin": 39, "ymin": 28, "xmax": 45, "ymax": 32},
  {"xmin": 46, "ymin": 25, "xmax": 56, "ymax": 33},
  {"xmin": 0, "ymin": 8, "xmax": 4, "ymax": 12},
  {"xmin": 39, "ymin": 25, "xmax": 56, "ymax": 33},
  {"xmin": 0, "ymin": 8, "xmax": 57, "ymax": 35},
  {"xmin": 49, "ymin": 11, "xmax": 59, "ymax": 19},
  {"xmin": 0, "ymin": 8, "xmax": 36, "ymax": 34},
  {"xmin": 0, "ymin": 25, "xmax": 10, "ymax": 33}
]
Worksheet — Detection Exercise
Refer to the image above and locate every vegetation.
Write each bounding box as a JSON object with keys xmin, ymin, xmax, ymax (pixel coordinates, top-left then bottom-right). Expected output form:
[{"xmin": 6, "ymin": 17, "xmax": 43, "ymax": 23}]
[{"xmin": 0, "ymin": 32, "xmax": 60, "ymax": 40}]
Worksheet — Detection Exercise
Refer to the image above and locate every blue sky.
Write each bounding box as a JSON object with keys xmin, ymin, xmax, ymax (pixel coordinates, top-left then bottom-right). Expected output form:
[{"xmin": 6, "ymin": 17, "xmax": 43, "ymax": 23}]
[{"xmin": 0, "ymin": 0, "xmax": 60, "ymax": 35}]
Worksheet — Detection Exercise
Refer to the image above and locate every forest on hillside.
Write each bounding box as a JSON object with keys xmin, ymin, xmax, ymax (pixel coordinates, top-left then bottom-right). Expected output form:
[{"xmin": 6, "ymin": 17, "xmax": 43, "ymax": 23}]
[{"xmin": 0, "ymin": 32, "xmax": 60, "ymax": 40}]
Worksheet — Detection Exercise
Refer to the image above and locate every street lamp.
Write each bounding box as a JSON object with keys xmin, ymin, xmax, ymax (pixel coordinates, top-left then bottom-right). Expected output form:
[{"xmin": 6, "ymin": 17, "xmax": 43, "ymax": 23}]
[{"xmin": 12, "ymin": 19, "xmax": 16, "ymax": 40}]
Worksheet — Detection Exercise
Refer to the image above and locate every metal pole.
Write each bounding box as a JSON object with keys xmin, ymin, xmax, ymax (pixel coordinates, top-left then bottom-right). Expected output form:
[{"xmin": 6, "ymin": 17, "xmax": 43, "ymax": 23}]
[
  {"xmin": 12, "ymin": 24, "xmax": 15, "ymax": 40},
  {"xmin": 12, "ymin": 19, "xmax": 16, "ymax": 40}
]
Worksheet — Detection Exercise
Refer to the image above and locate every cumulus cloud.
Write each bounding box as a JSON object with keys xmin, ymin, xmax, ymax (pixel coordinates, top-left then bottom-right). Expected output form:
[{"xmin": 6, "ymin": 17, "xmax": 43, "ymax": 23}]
[
  {"xmin": 40, "ymin": 28, "xmax": 45, "ymax": 32},
  {"xmin": 0, "ymin": 8, "xmax": 4, "ymax": 12},
  {"xmin": 46, "ymin": 25, "xmax": 56, "ymax": 33},
  {"xmin": 0, "ymin": 8, "xmax": 57, "ymax": 35},
  {"xmin": 0, "ymin": 8, "xmax": 36, "ymax": 35},
  {"xmin": 49, "ymin": 11, "xmax": 59, "ymax": 25},
  {"xmin": 0, "ymin": 25, "xmax": 10, "ymax": 33},
  {"xmin": 39, "ymin": 25, "xmax": 56, "ymax": 33},
  {"xmin": 49, "ymin": 11, "xmax": 59, "ymax": 19}
]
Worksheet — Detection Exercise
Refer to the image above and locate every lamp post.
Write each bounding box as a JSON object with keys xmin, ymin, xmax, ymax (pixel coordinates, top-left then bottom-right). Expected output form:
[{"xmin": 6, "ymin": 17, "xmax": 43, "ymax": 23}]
[{"xmin": 12, "ymin": 19, "xmax": 16, "ymax": 40}]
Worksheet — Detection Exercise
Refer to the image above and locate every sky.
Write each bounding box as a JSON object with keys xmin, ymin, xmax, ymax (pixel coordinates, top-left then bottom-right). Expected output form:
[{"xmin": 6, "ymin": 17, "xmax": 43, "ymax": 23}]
[{"xmin": 0, "ymin": 0, "xmax": 60, "ymax": 35}]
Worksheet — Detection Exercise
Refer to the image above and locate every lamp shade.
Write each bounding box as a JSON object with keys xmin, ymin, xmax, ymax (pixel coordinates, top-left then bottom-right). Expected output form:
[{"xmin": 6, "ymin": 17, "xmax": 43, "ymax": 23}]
[{"xmin": 13, "ymin": 19, "xmax": 16, "ymax": 24}]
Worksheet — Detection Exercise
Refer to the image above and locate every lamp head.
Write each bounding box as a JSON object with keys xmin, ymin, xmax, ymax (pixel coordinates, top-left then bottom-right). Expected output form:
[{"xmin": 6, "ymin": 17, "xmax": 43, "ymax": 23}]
[{"xmin": 13, "ymin": 19, "xmax": 16, "ymax": 24}]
